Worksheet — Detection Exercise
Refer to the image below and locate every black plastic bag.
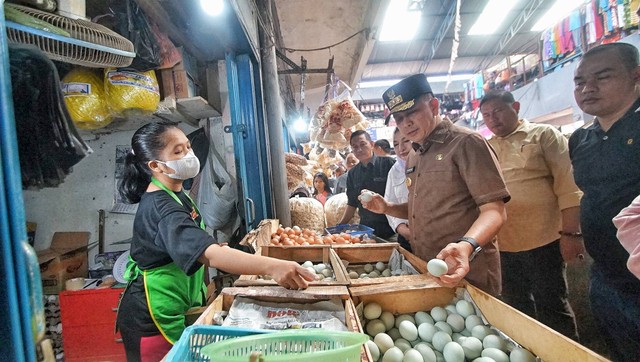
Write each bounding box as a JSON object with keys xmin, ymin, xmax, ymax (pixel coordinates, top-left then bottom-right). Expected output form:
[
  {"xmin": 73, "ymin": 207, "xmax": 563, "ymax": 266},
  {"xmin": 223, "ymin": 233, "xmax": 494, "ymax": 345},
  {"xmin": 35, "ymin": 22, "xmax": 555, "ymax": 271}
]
[
  {"xmin": 9, "ymin": 44, "xmax": 92, "ymax": 189},
  {"xmin": 111, "ymin": 0, "xmax": 161, "ymax": 71}
]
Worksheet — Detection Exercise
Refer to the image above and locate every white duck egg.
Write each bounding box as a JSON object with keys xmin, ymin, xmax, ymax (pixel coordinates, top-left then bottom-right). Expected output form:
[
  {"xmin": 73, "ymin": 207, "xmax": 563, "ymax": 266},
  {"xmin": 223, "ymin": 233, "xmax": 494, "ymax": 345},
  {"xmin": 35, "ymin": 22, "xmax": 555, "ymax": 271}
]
[
  {"xmin": 313, "ymin": 263, "xmax": 326, "ymax": 273},
  {"xmin": 455, "ymin": 300, "xmax": 475, "ymax": 318},
  {"xmin": 348, "ymin": 271, "xmax": 359, "ymax": 279},
  {"xmin": 446, "ymin": 314, "xmax": 465, "ymax": 332},
  {"xmin": 510, "ymin": 347, "xmax": 537, "ymax": 362},
  {"xmin": 376, "ymin": 261, "xmax": 387, "ymax": 271},
  {"xmin": 374, "ymin": 333, "xmax": 395, "ymax": 354},
  {"xmin": 430, "ymin": 307, "xmax": 448, "ymax": 322},
  {"xmin": 364, "ymin": 263, "xmax": 374, "ymax": 273},
  {"xmin": 434, "ymin": 321, "xmax": 453, "ymax": 336},
  {"xmin": 414, "ymin": 343, "xmax": 437, "ymax": 362},
  {"xmin": 418, "ymin": 323, "xmax": 439, "ymax": 342},
  {"xmin": 460, "ymin": 336, "xmax": 483, "ymax": 360},
  {"xmin": 366, "ymin": 340, "xmax": 380, "ymax": 361},
  {"xmin": 361, "ymin": 191, "xmax": 375, "ymax": 203},
  {"xmin": 403, "ymin": 349, "xmax": 424, "ymax": 362},
  {"xmin": 301, "ymin": 260, "xmax": 313, "ymax": 268},
  {"xmin": 369, "ymin": 271, "xmax": 381, "ymax": 278},
  {"xmin": 414, "ymin": 311, "xmax": 434, "ymax": 326},
  {"xmin": 367, "ymin": 319, "xmax": 387, "ymax": 337},
  {"xmin": 427, "ymin": 259, "xmax": 448, "ymax": 277},
  {"xmin": 381, "ymin": 311, "xmax": 395, "ymax": 331},
  {"xmin": 364, "ymin": 302, "xmax": 383, "ymax": 320},
  {"xmin": 382, "ymin": 346, "xmax": 404, "ymax": 362},
  {"xmin": 431, "ymin": 331, "xmax": 452, "ymax": 352},
  {"xmin": 395, "ymin": 314, "xmax": 416, "ymax": 328},
  {"xmin": 394, "ymin": 338, "xmax": 412, "ymax": 352},
  {"xmin": 442, "ymin": 342, "xmax": 465, "ymax": 362},
  {"xmin": 445, "ymin": 304, "xmax": 458, "ymax": 314},
  {"xmin": 482, "ymin": 334, "xmax": 507, "ymax": 352},
  {"xmin": 465, "ymin": 314, "xmax": 484, "ymax": 331},
  {"xmin": 451, "ymin": 333, "xmax": 465, "ymax": 344},
  {"xmin": 473, "ymin": 358, "xmax": 498, "ymax": 362},
  {"xmin": 481, "ymin": 347, "xmax": 509, "ymax": 362},
  {"xmin": 321, "ymin": 268, "xmax": 333, "ymax": 277},
  {"xmin": 382, "ymin": 269, "xmax": 392, "ymax": 277},
  {"xmin": 388, "ymin": 327, "xmax": 402, "ymax": 341},
  {"xmin": 471, "ymin": 325, "xmax": 492, "ymax": 340},
  {"xmin": 399, "ymin": 320, "xmax": 419, "ymax": 341}
]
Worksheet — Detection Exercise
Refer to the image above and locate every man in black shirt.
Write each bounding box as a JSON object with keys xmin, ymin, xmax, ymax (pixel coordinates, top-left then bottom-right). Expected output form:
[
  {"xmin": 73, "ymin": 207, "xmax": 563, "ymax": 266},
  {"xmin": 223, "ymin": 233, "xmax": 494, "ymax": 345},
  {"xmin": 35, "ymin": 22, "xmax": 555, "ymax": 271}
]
[
  {"xmin": 338, "ymin": 130, "xmax": 395, "ymax": 238},
  {"xmin": 570, "ymin": 42, "xmax": 640, "ymax": 362}
]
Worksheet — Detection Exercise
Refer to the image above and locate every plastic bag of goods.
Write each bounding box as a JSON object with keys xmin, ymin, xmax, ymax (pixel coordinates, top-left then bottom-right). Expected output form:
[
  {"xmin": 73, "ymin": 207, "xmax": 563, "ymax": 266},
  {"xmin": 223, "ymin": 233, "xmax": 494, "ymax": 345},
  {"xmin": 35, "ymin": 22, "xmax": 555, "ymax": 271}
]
[
  {"xmin": 61, "ymin": 67, "xmax": 112, "ymax": 130},
  {"xmin": 104, "ymin": 68, "xmax": 160, "ymax": 117},
  {"xmin": 309, "ymin": 90, "xmax": 366, "ymax": 150},
  {"xmin": 324, "ymin": 192, "xmax": 360, "ymax": 227},
  {"xmin": 290, "ymin": 196, "xmax": 325, "ymax": 232}
]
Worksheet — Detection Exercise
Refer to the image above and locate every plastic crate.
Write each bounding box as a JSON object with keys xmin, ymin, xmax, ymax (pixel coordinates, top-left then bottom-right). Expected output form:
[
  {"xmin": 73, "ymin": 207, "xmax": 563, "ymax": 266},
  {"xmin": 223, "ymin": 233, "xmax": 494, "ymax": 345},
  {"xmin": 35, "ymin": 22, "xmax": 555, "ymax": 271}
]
[
  {"xmin": 325, "ymin": 223, "xmax": 374, "ymax": 238},
  {"xmin": 201, "ymin": 330, "xmax": 368, "ymax": 362},
  {"xmin": 164, "ymin": 325, "xmax": 272, "ymax": 362}
]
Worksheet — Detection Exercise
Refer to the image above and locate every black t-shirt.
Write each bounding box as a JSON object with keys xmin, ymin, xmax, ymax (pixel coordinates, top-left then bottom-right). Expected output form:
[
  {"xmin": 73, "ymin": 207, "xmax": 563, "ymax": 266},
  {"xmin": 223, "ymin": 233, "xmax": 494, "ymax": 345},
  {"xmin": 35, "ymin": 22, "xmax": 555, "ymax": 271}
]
[
  {"xmin": 346, "ymin": 154, "xmax": 396, "ymax": 238},
  {"xmin": 130, "ymin": 190, "xmax": 214, "ymax": 275},
  {"xmin": 569, "ymin": 99, "xmax": 640, "ymax": 289},
  {"xmin": 117, "ymin": 190, "xmax": 214, "ymax": 337}
]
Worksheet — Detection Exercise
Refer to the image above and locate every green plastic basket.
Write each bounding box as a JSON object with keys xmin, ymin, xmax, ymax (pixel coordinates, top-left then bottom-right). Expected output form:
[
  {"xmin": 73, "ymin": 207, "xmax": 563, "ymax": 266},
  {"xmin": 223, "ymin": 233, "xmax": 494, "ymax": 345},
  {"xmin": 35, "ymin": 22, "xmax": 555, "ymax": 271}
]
[
  {"xmin": 200, "ymin": 330, "xmax": 368, "ymax": 362},
  {"xmin": 164, "ymin": 325, "xmax": 272, "ymax": 361}
]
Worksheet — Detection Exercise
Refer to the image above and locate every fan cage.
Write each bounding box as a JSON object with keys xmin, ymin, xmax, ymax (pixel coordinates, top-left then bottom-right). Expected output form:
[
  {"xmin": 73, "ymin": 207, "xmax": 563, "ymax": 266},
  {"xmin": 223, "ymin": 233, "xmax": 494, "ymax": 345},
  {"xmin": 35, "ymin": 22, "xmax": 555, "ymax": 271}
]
[{"xmin": 5, "ymin": 3, "xmax": 135, "ymax": 68}]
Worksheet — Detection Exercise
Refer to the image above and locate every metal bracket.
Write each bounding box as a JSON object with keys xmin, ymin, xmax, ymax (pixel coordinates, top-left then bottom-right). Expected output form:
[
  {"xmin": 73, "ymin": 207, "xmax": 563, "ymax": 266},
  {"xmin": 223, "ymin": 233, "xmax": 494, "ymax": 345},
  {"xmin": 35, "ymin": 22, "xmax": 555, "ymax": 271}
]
[{"xmin": 223, "ymin": 124, "xmax": 248, "ymax": 139}]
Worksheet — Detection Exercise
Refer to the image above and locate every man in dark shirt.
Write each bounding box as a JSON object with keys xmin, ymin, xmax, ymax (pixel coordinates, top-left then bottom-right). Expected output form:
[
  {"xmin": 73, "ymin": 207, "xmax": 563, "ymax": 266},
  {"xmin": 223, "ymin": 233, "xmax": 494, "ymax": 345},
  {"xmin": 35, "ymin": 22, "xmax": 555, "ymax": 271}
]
[
  {"xmin": 338, "ymin": 130, "xmax": 395, "ymax": 238},
  {"xmin": 569, "ymin": 42, "xmax": 640, "ymax": 362}
]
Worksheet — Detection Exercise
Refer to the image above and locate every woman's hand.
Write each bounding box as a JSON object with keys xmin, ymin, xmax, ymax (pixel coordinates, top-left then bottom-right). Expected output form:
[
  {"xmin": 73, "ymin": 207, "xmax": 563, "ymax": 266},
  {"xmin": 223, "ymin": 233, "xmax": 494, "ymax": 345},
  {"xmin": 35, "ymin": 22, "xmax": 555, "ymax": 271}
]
[
  {"xmin": 269, "ymin": 260, "xmax": 318, "ymax": 290},
  {"xmin": 359, "ymin": 190, "xmax": 387, "ymax": 214},
  {"xmin": 434, "ymin": 242, "xmax": 473, "ymax": 288}
]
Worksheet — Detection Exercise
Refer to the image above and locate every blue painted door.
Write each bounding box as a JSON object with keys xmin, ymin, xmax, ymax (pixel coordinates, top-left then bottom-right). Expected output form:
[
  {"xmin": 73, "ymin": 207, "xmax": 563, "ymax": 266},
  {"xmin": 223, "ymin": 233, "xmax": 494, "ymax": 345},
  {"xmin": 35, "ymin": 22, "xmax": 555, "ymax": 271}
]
[
  {"xmin": 225, "ymin": 53, "xmax": 272, "ymax": 230},
  {"xmin": 0, "ymin": 5, "xmax": 38, "ymax": 361}
]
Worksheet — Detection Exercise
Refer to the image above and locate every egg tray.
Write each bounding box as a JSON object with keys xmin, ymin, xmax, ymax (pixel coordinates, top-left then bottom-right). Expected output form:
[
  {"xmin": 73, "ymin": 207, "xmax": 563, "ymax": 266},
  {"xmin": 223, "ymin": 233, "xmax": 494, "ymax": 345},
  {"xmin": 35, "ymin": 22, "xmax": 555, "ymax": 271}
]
[
  {"xmin": 349, "ymin": 282, "xmax": 609, "ymax": 362},
  {"xmin": 333, "ymin": 244, "xmax": 431, "ymax": 287},
  {"xmin": 234, "ymin": 246, "xmax": 349, "ymax": 287}
]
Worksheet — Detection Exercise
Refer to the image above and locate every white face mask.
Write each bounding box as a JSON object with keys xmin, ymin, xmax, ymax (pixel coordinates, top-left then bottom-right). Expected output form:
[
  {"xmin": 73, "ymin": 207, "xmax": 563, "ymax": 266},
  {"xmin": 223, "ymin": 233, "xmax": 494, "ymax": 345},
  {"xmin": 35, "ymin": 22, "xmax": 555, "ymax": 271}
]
[{"xmin": 156, "ymin": 150, "xmax": 200, "ymax": 180}]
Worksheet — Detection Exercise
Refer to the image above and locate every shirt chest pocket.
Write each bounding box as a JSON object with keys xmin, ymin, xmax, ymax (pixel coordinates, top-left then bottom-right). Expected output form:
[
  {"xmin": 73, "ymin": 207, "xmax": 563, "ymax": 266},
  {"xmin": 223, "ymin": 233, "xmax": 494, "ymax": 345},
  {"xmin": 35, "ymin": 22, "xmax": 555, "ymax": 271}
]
[{"xmin": 503, "ymin": 143, "xmax": 545, "ymax": 171}]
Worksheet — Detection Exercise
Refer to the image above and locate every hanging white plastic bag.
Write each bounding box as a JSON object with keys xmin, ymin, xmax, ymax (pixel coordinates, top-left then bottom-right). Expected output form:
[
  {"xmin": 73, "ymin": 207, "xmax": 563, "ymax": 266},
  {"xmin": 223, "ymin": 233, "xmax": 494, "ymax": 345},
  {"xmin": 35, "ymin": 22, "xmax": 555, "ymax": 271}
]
[
  {"xmin": 196, "ymin": 128, "xmax": 237, "ymax": 231},
  {"xmin": 309, "ymin": 85, "xmax": 367, "ymax": 150}
]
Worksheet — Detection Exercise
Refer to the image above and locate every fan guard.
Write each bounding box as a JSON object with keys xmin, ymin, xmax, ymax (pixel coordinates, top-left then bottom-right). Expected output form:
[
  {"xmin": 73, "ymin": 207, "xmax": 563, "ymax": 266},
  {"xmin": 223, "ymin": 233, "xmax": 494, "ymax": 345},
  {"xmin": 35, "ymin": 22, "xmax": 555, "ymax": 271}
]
[{"xmin": 5, "ymin": 4, "xmax": 136, "ymax": 68}]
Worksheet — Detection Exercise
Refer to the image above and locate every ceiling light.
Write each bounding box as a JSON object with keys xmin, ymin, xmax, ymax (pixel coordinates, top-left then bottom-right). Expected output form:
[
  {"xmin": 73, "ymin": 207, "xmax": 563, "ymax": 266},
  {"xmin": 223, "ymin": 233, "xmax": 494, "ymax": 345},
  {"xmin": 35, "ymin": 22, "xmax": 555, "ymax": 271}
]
[
  {"xmin": 468, "ymin": 0, "xmax": 518, "ymax": 35},
  {"xmin": 531, "ymin": 0, "xmax": 586, "ymax": 31},
  {"xmin": 358, "ymin": 74, "xmax": 474, "ymax": 89},
  {"xmin": 201, "ymin": 0, "xmax": 224, "ymax": 16},
  {"xmin": 379, "ymin": 0, "xmax": 422, "ymax": 42},
  {"xmin": 293, "ymin": 118, "xmax": 308, "ymax": 133}
]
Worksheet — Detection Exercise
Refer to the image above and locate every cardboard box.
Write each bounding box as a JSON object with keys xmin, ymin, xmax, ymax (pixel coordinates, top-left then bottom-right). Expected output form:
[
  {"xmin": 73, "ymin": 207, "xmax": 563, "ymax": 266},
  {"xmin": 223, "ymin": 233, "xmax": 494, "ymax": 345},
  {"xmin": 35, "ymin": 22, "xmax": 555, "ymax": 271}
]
[
  {"xmin": 37, "ymin": 232, "xmax": 90, "ymax": 294},
  {"xmin": 234, "ymin": 246, "xmax": 349, "ymax": 287},
  {"xmin": 349, "ymin": 282, "xmax": 608, "ymax": 362},
  {"xmin": 192, "ymin": 286, "xmax": 368, "ymax": 361},
  {"xmin": 333, "ymin": 243, "xmax": 432, "ymax": 287}
]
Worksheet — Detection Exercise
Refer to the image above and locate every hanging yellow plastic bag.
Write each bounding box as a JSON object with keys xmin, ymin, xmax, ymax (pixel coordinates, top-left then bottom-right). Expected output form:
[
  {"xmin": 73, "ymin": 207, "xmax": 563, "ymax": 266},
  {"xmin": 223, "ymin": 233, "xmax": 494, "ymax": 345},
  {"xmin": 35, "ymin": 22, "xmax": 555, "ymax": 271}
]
[
  {"xmin": 104, "ymin": 68, "xmax": 160, "ymax": 117},
  {"xmin": 61, "ymin": 67, "xmax": 112, "ymax": 130}
]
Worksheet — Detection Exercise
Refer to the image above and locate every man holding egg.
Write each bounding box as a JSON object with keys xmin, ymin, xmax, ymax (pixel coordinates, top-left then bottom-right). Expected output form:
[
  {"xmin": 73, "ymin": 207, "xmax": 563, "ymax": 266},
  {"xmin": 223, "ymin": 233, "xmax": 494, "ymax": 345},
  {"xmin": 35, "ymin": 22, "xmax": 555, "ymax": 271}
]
[{"xmin": 362, "ymin": 74, "xmax": 510, "ymax": 296}]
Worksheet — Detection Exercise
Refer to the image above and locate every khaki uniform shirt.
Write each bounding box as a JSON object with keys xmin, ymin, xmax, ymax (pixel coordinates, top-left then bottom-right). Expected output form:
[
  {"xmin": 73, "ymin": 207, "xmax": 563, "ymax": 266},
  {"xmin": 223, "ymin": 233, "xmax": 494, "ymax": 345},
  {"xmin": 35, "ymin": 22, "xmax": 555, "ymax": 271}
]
[
  {"xmin": 406, "ymin": 120, "xmax": 510, "ymax": 295},
  {"xmin": 489, "ymin": 120, "xmax": 582, "ymax": 252}
]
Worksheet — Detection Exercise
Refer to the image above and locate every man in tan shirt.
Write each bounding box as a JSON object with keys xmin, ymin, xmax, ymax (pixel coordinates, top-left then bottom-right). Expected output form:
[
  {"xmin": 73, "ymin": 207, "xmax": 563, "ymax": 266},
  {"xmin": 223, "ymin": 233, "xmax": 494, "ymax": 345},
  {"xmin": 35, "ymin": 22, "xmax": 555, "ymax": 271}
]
[
  {"xmin": 481, "ymin": 90, "xmax": 585, "ymax": 340},
  {"xmin": 362, "ymin": 74, "xmax": 510, "ymax": 296}
]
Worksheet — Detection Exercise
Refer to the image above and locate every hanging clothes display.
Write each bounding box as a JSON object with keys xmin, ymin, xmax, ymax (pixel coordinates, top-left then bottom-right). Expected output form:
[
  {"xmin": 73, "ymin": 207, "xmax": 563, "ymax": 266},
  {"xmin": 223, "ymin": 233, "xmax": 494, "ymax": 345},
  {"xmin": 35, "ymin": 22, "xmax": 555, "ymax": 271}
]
[{"xmin": 9, "ymin": 44, "xmax": 92, "ymax": 189}]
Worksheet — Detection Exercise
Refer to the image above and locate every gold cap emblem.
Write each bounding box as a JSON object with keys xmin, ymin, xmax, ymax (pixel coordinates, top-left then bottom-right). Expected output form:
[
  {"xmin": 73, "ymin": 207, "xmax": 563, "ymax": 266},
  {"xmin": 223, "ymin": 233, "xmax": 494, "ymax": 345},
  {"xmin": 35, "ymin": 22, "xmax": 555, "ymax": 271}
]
[
  {"xmin": 406, "ymin": 177, "xmax": 412, "ymax": 187},
  {"xmin": 436, "ymin": 154, "xmax": 444, "ymax": 161}
]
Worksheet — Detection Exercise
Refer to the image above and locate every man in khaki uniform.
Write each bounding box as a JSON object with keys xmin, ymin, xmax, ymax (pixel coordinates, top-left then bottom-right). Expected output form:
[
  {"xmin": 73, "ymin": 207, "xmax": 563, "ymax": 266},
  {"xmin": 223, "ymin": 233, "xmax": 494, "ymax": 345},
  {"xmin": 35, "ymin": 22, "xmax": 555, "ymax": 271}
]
[
  {"xmin": 362, "ymin": 74, "xmax": 510, "ymax": 295},
  {"xmin": 480, "ymin": 90, "xmax": 583, "ymax": 340}
]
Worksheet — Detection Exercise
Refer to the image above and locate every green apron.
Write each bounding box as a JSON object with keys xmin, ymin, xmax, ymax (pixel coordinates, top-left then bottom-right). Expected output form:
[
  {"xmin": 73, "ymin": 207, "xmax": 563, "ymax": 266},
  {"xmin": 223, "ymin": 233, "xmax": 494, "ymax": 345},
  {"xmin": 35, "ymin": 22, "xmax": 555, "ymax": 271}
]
[{"xmin": 124, "ymin": 177, "xmax": 207, "ymax": 343}]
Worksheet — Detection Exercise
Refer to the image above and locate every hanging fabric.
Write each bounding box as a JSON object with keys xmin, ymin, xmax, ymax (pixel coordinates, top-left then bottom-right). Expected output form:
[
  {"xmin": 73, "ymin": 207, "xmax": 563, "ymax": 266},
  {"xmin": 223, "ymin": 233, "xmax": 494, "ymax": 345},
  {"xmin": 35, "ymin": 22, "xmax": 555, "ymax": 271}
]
[{"xmin": 9, "ymin": 44, "xmax": 92, "ymax": 189}]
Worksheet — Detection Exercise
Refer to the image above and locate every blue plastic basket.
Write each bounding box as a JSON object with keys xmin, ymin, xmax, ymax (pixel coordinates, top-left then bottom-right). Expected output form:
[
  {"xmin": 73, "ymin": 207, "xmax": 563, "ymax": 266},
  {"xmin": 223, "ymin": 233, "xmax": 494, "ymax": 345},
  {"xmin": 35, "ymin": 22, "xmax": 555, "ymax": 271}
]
[
  {"xmin": 164, "ymin": 325, "xmax": 272, "ymax": 362},
  {"xmin": 325, "ymin": 224, "xmax": 374, "ymax": 238}
]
